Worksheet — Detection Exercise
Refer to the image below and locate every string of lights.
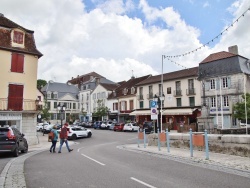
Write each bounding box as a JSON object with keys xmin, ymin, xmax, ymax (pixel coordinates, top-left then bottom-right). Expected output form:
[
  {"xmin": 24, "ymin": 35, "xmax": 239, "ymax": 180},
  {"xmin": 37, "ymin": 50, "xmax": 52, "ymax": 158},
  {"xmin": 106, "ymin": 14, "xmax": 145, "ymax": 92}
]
[{"xmin": 164, "ymin": 6, "xmax": 250, "ymax": 58}]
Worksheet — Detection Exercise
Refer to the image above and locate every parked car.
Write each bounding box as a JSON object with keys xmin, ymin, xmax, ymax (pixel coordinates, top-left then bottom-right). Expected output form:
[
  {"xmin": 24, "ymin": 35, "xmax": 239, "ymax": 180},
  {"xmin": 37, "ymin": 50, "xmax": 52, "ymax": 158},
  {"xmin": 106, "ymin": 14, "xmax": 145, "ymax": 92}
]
[
  {"xmin": 143, "ymin": 121, "xmax": 154, "ymax": 134},
  {"xmin": 36, "ymin": 123, "xmax": 49, "ymax": 132},
  {"xmin": 239, "ymin": 119, "xmax": 250, "ymax": 127},
  {"xmin": 123, "ymin": 122, "xmax": 140, "ymax": 132},
  {"xmin": 93, "ymin": 121, "xmax": 102, "ymax": 129},
  {"xmin": 113, "ymin": 123, "xmax": 125, "ymax": 131},
  {"xmin": 58, "ymin": 126, "xmax": 92, "ymax": 140},
  {"xmin": 109, "ymin": 123, "xmax": 115, "ymax": 130},
  {"xmin": 0, "ymin": 125, "xmax": 28, "ymax": 157},
  {"xmin": 85, "ymin": 121, "xmax": 93, "ymax": 128},
  {"xmin": 100, "ymin": 122, "xmax": 108, "ymax": 129},
  {"xmin": 43, "ymin": 124, "xmax": 55, "ymax": 133}
]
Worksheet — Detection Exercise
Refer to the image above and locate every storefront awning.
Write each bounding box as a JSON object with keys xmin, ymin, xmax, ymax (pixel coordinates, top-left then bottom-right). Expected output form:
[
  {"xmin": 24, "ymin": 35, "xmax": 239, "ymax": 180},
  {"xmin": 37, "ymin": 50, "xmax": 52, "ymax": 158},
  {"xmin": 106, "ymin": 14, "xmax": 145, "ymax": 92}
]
[
  {"xmin": 162, "ymin": 108, "xmax": 193, "ymax": 115},
  {"xmin": 129, "ymin": 110, "xmax": 151, "ymax": 116}
]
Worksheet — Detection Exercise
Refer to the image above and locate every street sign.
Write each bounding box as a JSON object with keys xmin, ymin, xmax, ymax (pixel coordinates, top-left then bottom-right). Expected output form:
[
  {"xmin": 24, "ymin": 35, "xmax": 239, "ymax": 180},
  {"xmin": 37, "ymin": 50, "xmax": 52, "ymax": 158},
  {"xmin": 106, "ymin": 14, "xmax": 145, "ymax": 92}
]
[
  {"xmin": 151, "ymin": 107, "xmax": 158, "ymax": 120},
  {"xmin": 150, "ymin": 101, "xmax": 157, "ymax": 108}
]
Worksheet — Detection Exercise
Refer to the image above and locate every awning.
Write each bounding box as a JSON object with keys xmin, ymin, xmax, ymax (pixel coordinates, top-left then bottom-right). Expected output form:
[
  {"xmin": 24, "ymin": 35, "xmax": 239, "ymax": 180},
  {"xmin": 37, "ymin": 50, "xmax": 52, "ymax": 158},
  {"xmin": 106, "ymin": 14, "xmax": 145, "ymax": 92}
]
[
  {"xmin": 162, "ymin": 108, "xmax": 193, "ymax": 115},
  {"xmin": 129, "ymin": 110, "xmax": 151, "ymax": 116}
]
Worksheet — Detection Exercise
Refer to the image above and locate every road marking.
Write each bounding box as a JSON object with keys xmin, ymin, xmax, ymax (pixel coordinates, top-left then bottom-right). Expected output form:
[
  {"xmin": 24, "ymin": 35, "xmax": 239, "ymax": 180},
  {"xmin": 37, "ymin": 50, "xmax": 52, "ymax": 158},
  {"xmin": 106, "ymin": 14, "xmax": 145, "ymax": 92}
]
[
  {"xmin": 77, "ymin": 147, "xmax": 84, "ymax": 152},
  {"xmin": 81, "ymin": 154, "xmax": 106, "ymax": 166},
  {"xmin": 127, "ymin": 137, "xmax": 137, "ymax": 141},
  {"xmin": 130, "ymin": 177, "xmax": 157, "ymax": 188}
]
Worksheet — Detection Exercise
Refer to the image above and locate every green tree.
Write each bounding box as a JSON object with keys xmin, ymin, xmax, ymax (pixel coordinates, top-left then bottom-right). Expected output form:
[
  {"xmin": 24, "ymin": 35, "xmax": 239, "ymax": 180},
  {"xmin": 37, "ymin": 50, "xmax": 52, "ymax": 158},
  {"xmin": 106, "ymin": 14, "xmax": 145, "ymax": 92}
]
[
  {"xmin": 92, "ymin": 100, "xmax": 109, "ymax": 120},
  {"xmin": 233, "ymin": 93, "xmax": 250, "ymax": 120},
  {"xmin": 41, "ymin": 98, "xmax": 51, "ymax": 122},
  {"xmin": 37, "ymin": 79, "xmax": 47, "ymax": 90}
]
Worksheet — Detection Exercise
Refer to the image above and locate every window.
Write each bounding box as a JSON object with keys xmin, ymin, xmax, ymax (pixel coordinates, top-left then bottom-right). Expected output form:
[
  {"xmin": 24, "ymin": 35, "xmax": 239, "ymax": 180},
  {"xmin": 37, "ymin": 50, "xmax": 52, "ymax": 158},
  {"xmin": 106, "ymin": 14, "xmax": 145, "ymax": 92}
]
[
  {"xmin": 129, "ymin": 100, "xmax": 133, "ymax": 110},
  {"xmin": 149, "ymin": 85, "xmax": 153, "ymax": 96},
  {"xmin": 11, "ymin": 53, "xmax": 24, "ymax": 73},
  {"xmin": 102, "ymin": 92, "xmax": 106, "ymax": 98},
  {"xmin": 211, "ymin": 97, "xmax": 216, "ymax": 107},
  {"xmin": 113, "ymin": 103, "xmax": 118, "ymax": 110},
  {"xmin": 53, "ymin": 102, "xmax": 57, "ymax": 109},
  {"xmin": 167, "ymin": 87, "xmax": 171, "ymax": 94},
  {"xmin": 131, "ymin": 87, "xmax": 135, "ymax": 94},
  {"xmin": 176, "ymin": 98, "xmax": 182, "ymax": 107},
  {"xmin": 222, "ymin": 77, "xmax": 228, "ymax": 88},
  {"xmin": 8, "ymin": 84, "xmax": 23, "ymax": 111},
  {"xmin": 46, "ymin": 93, "xmax": 51, "ymax": 99},
  {"xmin": 139, "ymin": 101, "xmax": 144, "ymax": 108},
  {"xmin": 188, "ymin": 79, "xmax": 194, "ymax": 89},
  {"xmin": 73, "ymin": 103, "xmax": 76, "ymax": 109},
  {"xmin": 13, "ymin": 31, "xmax": 24, "ymax": 44},
  {"xmin": 189, "ymin": 97, "xmax": 195, "ymax": 107},
  {"xmin": 97, "ymin": 93, "xmax": 100, "ymax": 99},
  {"xmin": 121, "ymin": 101, "xmax": 127, "ymax": 111},
  {"xmin": 210, "ymin": 79, "xmax": 215, "ymax": 89},
  {"xmin": 223, "ymin": 96, "xmax": 229, "ymax": 107}
]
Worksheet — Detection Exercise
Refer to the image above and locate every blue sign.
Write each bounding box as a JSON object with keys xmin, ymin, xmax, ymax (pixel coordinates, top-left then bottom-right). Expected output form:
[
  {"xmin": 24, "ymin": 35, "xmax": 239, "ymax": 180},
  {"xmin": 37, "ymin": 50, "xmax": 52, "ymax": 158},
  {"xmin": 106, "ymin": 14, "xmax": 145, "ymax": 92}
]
[{"xmin": 150, "ymin": 101, "xmax": 157, "ymax": 108}]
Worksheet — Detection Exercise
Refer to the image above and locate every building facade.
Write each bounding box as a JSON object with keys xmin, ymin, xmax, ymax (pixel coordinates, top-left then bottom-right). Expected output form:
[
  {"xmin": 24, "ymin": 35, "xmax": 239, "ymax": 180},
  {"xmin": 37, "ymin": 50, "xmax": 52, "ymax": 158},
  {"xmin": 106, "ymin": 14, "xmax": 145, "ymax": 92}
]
[{"xmin": 0, "ymin": 14, "xmax": 43, "ymax": 144}]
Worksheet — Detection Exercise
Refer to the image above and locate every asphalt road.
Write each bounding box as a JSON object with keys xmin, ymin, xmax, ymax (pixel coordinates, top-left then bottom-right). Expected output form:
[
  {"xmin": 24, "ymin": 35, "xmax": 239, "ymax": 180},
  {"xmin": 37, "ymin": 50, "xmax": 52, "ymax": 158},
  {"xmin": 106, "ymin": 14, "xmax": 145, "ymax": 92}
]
[{"xmin": 25, "ymin": 129, "xmax": 250, "ymax": 188}]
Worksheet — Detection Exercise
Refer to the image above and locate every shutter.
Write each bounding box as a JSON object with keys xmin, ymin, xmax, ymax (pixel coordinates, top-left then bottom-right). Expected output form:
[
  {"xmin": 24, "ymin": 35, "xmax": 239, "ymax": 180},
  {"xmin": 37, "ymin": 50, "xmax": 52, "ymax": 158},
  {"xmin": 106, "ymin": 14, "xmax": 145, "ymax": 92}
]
[
  {"xmin": 125, "ymin": 101, "xmax": 127, "ymax": 111},
  {"xmin": 17, "ymin": 54, "xmax": 24, "ymax": 73},
  {"xmin": 11, "ymin": 53, "xmax": 18, "ymax": 72},
  {"xmin": 113, "ymin": 103, "xmax": 114, "ymax": 111},
  {"xmin": 8, "ymin": 84, "xmax": 23, "ymax": 111}
]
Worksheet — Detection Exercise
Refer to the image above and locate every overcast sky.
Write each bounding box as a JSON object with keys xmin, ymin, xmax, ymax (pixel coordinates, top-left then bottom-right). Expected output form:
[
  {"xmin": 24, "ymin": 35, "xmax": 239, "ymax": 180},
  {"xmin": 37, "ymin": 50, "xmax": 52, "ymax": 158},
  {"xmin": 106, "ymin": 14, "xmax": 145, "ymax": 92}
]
[{"xmin": 1, "ymin": 0, "xmax": 250, "ymax": 83}]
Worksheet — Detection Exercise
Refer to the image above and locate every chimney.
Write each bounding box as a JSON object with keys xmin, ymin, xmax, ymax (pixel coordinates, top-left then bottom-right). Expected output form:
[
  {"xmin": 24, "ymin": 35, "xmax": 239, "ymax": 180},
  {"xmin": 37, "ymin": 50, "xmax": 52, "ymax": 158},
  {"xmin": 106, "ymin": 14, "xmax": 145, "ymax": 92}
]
[{"xmin": 228, "ymin": 45, "xmax": 238, "ymax": 55}]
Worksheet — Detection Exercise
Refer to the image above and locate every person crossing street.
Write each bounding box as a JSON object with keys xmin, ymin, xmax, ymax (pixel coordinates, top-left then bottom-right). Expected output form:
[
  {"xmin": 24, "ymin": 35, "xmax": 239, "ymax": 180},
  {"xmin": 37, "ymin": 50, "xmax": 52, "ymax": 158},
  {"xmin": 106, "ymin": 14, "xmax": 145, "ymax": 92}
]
[{"xmin": 58, "ymin": 122, "xmax": 73, "ymax": 153}]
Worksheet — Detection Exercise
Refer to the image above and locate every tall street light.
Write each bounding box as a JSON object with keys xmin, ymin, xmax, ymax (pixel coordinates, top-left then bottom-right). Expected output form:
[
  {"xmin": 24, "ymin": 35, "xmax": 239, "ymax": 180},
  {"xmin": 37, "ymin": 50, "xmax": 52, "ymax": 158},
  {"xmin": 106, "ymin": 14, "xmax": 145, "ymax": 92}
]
[
  {"xmin": 153, "ymin": 94, "xmax": 165, "ymax": 133},
  {"xmin": 57, "ymin": 104, "xmax": 66, "ymax": 126}
]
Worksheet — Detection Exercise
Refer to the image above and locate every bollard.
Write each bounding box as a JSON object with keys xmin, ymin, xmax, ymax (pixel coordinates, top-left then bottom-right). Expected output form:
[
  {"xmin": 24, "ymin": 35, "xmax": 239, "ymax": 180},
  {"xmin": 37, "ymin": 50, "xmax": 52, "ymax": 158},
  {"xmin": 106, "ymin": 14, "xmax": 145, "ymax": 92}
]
[
  {"xmin": 189, "ymin": 128, "xmax": 193, "ymax": 157},
  {"xmin": 204, "ymin": 129, "xmax": 209, "ymax": 160},
  {"xmin": 143, "ymin": 129, "xmax": 146, "ymax": 148},
  {"xmin": 137, "ymin": 129, "xmax": 140, "ymax": 148},
  {"xmin": 166, "ymin": 129, "xmax": 170, "ymax": 153},
  {"xmin": 157, "ymin": 128, "xmax": 161, "ymax": 151}
]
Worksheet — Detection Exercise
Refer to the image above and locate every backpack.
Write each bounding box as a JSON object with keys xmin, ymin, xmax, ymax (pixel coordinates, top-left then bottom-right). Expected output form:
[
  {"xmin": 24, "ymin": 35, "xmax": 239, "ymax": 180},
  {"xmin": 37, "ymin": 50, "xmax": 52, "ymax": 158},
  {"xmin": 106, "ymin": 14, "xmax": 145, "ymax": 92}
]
[{"xmin": 48, "ymin": 130, "xmax": 55, "ymax": 141}]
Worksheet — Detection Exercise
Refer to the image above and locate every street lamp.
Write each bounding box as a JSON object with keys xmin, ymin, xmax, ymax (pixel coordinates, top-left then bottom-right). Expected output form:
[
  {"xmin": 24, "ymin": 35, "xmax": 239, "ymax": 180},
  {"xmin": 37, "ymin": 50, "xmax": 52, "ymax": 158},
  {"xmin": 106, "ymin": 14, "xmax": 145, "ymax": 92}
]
[
  {"xmin": 57, "ymin": 104, "xmax": 66, "ymax": 127},
  {"xmin": 153, "ymin": 94, "xmax": 165, "ymax": 133}
]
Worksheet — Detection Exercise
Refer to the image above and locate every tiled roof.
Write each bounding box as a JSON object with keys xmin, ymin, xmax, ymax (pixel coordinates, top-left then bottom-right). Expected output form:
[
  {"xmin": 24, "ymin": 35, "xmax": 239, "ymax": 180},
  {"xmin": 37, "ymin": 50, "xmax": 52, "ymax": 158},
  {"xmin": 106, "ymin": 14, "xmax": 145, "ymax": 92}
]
[
  {"xmin": 100, "ymin": 83, "xmax": 119, "ymax": 91},
  {"xmin": 0, "ymin": 15, "xmax": 43, "ymax": 58},
  {"xmin": 68, "ymin": 72, "xmax": 104, "ymax": 85},
  {"xmin": 200, "ymin": 51, "xmax": 237, "ymax": 64},
  {"xmin": 109, "ymin": 75, "xmax": 151, "ymax": 99},
  {"xmin": 137, "ymin": 67, "xmax": 198, "ymax": 86}
]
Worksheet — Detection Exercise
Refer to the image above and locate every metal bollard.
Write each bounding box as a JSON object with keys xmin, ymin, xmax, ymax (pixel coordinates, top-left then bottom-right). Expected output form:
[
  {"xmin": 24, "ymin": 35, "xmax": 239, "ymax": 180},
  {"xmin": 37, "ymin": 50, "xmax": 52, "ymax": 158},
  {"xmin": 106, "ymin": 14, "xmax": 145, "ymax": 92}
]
[
  {"xmin": 189, "ymin": 128, "xmax": 193, "ymax": 157},
  {"xmin": 143, "ymin": 129, "xmax": 146, "ymax": 148},
  {"xmin": 157, "ymin": 128, "xmax": 161, "ymax": 151},
  {"xmin": 205, "ymin": 129, "xmax": 209, "ymax": 160},
  {"xmin": 166, "ymin": 129, "xmax": 170, "ymax": 153},
  {"xmin": 137, "ymin": 129, "xmax": 140, "ymax": 148}
]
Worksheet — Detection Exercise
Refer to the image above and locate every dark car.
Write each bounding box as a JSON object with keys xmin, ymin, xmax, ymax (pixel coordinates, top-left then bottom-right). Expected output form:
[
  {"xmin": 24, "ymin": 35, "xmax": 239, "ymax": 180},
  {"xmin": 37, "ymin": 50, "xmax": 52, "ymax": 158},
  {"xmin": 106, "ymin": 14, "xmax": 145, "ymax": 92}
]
[
  {"xmin": 113, "ymin": 123, "xmax": 125, "ymax": 131},
  {"xmin": 93, "ymin": 121, "xmax": 102, "ymax": 129},
  {"xmin": 0, "ymin": 126, "xmax": 28, "ymax": 157},
  {"xmin": 143, "ymin": 121, "xmax": 154, "ymax": 134}
]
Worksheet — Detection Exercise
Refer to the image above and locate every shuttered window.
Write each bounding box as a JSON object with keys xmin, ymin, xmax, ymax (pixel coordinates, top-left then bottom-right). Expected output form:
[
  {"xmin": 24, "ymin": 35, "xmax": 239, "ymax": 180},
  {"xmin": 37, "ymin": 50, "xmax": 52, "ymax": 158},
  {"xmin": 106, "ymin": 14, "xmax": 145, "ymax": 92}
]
[
  {"xmin": 11, "ymin": 53, "xmax": 24, "ymax": 73},
  {"xmin": 13, "ymin": 31, "xmax": 24, "ymax": 44},
  {"xmin": 8, "ymin": 84, "xmax": 23, "ymax": 111}
]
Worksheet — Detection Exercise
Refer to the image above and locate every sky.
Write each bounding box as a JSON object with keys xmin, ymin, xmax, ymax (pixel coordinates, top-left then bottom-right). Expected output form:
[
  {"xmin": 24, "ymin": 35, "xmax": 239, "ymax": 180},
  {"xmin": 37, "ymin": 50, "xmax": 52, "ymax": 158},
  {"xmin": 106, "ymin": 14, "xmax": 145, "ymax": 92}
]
[{"xmin": 1, "ymin": 0, "xmax": 250, "ymax": 83}]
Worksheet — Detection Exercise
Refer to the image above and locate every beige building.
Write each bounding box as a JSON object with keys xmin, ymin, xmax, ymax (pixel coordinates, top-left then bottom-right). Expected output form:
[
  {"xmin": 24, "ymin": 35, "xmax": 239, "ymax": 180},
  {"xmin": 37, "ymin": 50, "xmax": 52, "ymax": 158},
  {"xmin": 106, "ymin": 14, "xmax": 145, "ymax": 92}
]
[{"xmin": 0, "ymin": 14, "xmax": 43, "ymax": 144}]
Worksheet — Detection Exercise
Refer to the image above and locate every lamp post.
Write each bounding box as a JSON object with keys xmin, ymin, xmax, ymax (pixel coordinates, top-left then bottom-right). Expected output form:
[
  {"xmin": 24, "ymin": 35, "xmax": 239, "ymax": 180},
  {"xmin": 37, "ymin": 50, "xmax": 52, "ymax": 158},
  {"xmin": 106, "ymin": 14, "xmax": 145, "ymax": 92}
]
[
  {"xmin": 57, "ymin": 104, "xmax": 66, "ymax": 127},
  {"xmin": 153, "ymin": 94, "xmax": 165, "ymax": 133}
]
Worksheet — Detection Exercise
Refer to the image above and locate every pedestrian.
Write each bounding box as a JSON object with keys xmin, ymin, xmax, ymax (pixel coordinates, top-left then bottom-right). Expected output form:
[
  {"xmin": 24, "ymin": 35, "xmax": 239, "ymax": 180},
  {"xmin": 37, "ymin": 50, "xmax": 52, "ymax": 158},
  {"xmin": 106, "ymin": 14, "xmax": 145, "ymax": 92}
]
[
  {"xmin": 58, "ymin": 122, "xmax": 73, "ymax": 153},
  {"xmin": 49, "ymin": 125, "xmax": 58, "ymax": 153}
]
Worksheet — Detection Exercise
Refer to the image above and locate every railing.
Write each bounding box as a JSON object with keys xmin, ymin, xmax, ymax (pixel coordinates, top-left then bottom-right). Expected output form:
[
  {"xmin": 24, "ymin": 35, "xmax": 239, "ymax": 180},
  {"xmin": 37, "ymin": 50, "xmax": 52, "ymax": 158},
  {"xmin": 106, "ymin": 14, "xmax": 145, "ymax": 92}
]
[
  {"xmin": 137, "ymin": 94, "xmax": 144, "ymax": 100},
  {"xmin": 174, "ymin": 90, "xmax": 182, "ymax": 97},
  {"xmin": 147, "ymin": 93, "xmax": 154, "ymax": 99},
  {"xmin": 0, "ymin": 98, "xmax": 38, "ymax": 111},
  {"xmin": 186, "ymin": 88, "xmax": 196, "ymax": 95}
]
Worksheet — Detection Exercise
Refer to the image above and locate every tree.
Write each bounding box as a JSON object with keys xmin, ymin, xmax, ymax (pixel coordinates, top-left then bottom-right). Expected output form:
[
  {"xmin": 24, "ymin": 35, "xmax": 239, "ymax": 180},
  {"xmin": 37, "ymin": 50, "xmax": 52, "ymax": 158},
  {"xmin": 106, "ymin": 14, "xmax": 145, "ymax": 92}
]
[
  {"xmin": 233, "ymin": 93, "xmax": 250, "ymax": 120},
  {"xmin": 92, "ymin": 100, "xmax": 109, "ymax": 120},
  {"xmin": 37, "ymin": 79, "xmax": 47, "ymax": 90},
  {"xmin": 41, "ymin": 98, "xmax": 51, "ymax": 122}
]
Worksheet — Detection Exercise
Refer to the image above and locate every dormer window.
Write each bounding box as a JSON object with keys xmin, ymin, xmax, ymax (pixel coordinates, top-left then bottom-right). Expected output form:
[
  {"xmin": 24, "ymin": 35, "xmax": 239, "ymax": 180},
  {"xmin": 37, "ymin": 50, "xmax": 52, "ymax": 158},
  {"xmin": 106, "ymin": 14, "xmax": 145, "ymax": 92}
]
[
  {"xmin": 123, "ymin": 88, "xmax": 128, "ymax": 95},
  {"xmin": 11, "ymin": 29, "xmax": 25, "ymax": 48},
  {"xmin": 131, "ymin": 87, "xmax": 135, "ymax": 94},
  {"xmin": 14, "ymin": 31, "xmax": 24, "ymax": 44}
]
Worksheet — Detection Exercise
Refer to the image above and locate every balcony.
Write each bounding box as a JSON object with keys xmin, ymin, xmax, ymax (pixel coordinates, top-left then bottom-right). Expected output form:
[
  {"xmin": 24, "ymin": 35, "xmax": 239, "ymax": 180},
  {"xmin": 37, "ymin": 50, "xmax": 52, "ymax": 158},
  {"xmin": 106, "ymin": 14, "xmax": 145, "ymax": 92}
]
[
  {"xmin": 0, "ymin": 98, "xmax": 39, "ymax": 111},
  {"xmin": 147, "ymin": 93, "xmax": 154, "ymax": 99},
  {"xmin": 137, "ymin": 94, "xmax": 144, "ymax": 100},
  {"xmin": 174, "ymin": 90, "xmax": 182, "ymax": 97},
  {"xmin": 186, "ymin": 88, "xmax": 196, "ymax": 95}
]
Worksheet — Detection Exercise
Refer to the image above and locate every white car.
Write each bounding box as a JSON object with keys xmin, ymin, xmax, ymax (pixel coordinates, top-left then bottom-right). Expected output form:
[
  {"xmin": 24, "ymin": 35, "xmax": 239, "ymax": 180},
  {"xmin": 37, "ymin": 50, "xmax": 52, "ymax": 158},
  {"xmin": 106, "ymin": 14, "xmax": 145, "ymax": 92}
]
[
  {"xmin": 36, "ymin": 123, "xmax": 44, "ymax": 132},
  {"xmin": 59, "ymin": 126, "xmax": 92, "ymax": 140},
  {"xmin": 123, "ymin": 123, "xmax": 140, "ymax": 132}
]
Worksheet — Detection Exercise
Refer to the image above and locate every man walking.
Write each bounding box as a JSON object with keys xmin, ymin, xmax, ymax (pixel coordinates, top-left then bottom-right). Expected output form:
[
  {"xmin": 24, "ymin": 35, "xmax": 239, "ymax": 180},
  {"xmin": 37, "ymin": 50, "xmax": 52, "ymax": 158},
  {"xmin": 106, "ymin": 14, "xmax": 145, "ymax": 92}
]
[{"xmin": 58, "ymin": 122, "xmax": 73, "ymax": 153}]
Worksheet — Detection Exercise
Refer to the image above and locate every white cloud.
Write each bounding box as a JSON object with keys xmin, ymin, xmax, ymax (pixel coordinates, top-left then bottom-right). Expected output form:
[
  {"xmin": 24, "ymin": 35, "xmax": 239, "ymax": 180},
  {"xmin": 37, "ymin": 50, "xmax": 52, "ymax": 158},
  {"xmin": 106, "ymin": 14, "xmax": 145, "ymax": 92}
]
[{"xmin": 1, "ymin": 0, "xmax": 250, "ymax": 83}]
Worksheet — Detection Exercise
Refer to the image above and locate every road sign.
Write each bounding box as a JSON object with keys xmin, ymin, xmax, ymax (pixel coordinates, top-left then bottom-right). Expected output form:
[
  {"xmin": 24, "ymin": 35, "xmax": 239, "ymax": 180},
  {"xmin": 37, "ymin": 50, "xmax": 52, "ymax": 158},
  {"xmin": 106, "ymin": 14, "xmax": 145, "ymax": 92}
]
[
  {"xmin": 151, "ymin": 107, "xmax": 158, "ymax": 120},
  {"xmin": 150, "ymin": 101, "xmax": 157, "ymax": 108}
]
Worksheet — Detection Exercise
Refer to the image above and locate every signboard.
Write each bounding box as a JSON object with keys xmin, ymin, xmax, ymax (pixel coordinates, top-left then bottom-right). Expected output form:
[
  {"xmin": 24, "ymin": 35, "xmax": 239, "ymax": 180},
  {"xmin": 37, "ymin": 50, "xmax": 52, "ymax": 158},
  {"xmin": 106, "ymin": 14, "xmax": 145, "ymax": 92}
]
[
  {"xmin": 150, "ymin": 101, "xmax": 157, "ymax": 108},
  {"xmin": 151, "ymin": 107, "xmax": 158, "ymax": 120}
]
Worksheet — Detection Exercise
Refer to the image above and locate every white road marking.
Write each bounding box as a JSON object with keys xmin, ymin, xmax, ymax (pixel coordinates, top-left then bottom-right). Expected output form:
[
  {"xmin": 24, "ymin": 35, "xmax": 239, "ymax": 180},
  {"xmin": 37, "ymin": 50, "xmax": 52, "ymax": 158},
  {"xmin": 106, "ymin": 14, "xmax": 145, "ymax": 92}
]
[
  {"xmin": 130, "ymin": 177, "xmax": 157, "ymax": 188},
  {"xmin": 77, "ymin": 147, "xmax": 84, "ymax": 152},
  {"xmin": 81, "ymin": 154, "xmax": 106, "ymax": 166}
]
